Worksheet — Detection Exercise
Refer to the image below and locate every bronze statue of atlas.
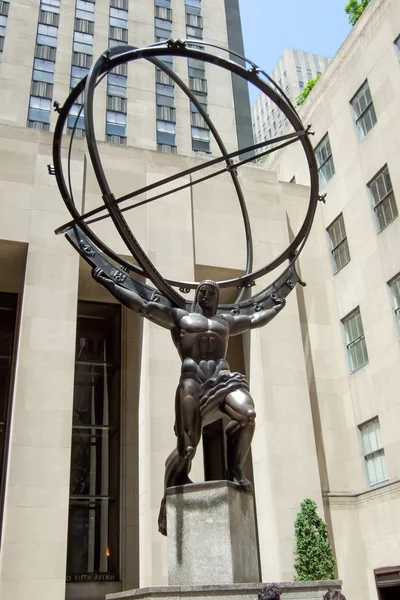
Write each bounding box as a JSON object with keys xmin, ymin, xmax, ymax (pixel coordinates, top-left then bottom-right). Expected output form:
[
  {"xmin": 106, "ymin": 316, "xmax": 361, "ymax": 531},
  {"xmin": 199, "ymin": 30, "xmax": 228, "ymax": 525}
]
[{"xmin": 51, "ymin": 39, "xmax": 319, "ymax": 535}]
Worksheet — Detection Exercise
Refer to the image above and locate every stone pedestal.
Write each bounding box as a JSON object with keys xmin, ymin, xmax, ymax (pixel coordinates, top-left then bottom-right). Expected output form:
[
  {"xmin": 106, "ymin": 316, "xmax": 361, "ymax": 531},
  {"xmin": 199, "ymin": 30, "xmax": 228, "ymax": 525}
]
[
  {"xmin": 107, "ymin": 481, "xmax": 343, "ymax": 600},
  {"xmin": 166, "ymin": 481, "xmax": 260, "ymax": 586}
]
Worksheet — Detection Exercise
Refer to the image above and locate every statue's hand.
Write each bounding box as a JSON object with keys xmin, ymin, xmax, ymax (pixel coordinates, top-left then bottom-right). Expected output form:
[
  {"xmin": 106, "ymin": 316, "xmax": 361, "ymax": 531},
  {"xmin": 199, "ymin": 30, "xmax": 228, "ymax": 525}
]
[
  {"xmin": 273, "ymin": 296, "xmax": 286, "ymax": 311},
  {"xmin": 92, "ymin": 267, "xmax": 113, "ymax": 287}
]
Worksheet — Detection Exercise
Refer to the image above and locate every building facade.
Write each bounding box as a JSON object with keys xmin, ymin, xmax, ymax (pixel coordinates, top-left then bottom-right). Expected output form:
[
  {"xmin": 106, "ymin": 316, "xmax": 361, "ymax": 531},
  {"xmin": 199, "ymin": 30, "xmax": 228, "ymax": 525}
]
[
  {"xmin": 265, "ymin": 1, "xmax": 400, "ymax": 599},
  {"xmin": 251, "ymin": 47, "xmax": 331, "ymax": 150},
  {"xmin": 0, "ymin": 1, "xmax": 399, "ymax": 600}
]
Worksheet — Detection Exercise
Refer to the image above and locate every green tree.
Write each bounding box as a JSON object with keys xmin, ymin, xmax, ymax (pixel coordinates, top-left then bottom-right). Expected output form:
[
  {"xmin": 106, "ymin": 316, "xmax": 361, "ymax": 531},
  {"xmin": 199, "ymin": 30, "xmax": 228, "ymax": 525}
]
[
  {"xmin": 296, "ymin": 74, "xmax": 321, "ymax": 107},
  {"xmin": 294, "ymin": 498, "xmax": 336, "ymax": 581},
  {"xmin": 344, "ymin": 0, "xmax": 370, "ymax": 26}
]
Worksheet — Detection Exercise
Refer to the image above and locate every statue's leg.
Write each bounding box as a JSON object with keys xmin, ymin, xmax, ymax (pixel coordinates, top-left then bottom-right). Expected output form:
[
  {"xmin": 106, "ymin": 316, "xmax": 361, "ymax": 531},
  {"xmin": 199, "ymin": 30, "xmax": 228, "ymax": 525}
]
[
  {"xmin": 222, "ymin": 388, "xmax": 255, "ymax": 493},
  {"xmin": 158, "ymin": 379, "xmax": 201, "ymax": 535}
]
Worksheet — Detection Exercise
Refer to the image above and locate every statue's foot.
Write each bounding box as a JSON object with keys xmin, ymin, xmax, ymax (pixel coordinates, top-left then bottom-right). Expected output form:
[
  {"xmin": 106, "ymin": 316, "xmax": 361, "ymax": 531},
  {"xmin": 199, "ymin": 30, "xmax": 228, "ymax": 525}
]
[
  {"xmin": 227, "ymin": 468, "xmax": 253, "ymax": 493},
  {"xmin": 158, "ymin": 497, "xmax": 167, "ymax": 536}
]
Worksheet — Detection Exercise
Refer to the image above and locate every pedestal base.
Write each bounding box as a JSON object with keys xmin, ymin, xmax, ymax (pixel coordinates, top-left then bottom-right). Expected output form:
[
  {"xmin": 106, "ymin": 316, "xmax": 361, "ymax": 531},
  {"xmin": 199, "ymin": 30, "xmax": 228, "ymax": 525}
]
[
  {"xmin": 166, "ymin": 480, "xmax": 259, "ymax": 586},
  {"xmin": 106, "ymin": 580, "xmax": 343, "ymax": 600}
]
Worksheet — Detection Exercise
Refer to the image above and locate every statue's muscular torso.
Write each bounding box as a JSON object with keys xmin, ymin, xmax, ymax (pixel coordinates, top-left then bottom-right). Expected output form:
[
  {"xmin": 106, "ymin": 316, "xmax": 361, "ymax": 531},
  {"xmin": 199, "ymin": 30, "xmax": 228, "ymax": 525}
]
[{"xmin": 171, "ymin": 312, "xmax": 232, "ymax": 381}]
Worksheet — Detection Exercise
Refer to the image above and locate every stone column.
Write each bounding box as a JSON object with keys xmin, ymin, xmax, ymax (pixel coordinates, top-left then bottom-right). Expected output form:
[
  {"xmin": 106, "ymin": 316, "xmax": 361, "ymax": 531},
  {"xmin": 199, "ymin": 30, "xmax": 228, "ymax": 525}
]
[
  {"xmin": 0, "ymin": 129, "xmax": 82, "ymax": 600},
  {"xmin": 249, "ymin": 182, "xmax": 324, "ymax": 582}
]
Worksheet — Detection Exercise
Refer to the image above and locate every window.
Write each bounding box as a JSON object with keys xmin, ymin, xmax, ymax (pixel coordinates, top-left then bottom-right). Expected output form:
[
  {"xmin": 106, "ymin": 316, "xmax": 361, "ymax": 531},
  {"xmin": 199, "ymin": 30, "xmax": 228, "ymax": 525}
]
[
  {"xmin": 192, "ymin": 126, "xmax": 210, "ymax": 153},
  {"xmin": 40, "ymin": 0, "xmax": 60, "ymax": 13},
  {"xmin": 351, "ymin": 80, "xmax": 377, "ymax": 139},
  {"xmin": 157, "ymin": 143, "xmax": 177, "ymax": 154},
  {"xmin": 296, "ymin": 66, "xmax": 301, "ymax": 74},
  {"xmin": 75, "ymin": 18, "xmax": 94, "ymax": 33},
  {"xmin": 0, "ymin": 14, "xmax": 6, "ymax": 38},
  {"xmin": 0, "ymin": 1, "xmax": 10, "ymax": 16},
  {"xmin": 39, "ymin": 10, "xmax": 59, "ymax": 26},
  {"xmin": 109, "ymin": 26, "xmax": 127, "ymax": 42},
  {"xmin": 306, "ymin": 68, "xmax": 312, "ymax": 79},
  {"xmin": 327, "ymin": 214, "xmax": 350, "ymax": 274},
  {"xmin": 157, "ymin": 105, "xmax": 175, "ymax": 122},
  {"xmin": 37, "ymin": 23, "xmax": 58, "ymax": 47},
  {"xmin": 298, "ymin": 81, "xmax": 304, "ymax": 89},
  {"xmin": 106, "ymin": 134, "xmax": 126, "ymax": 145},
  {"xmin": 70, "ymin": 65, "xmax": 89, "ymax": 88},
  {"xmin": 107, "ymin": 73, "xmax": 126, "ymax": 97},
  {"xmin": 189, "ymin": 77, "xmax": 207, "ymax": 93},
  {"xmin": 156, "ymin": 119, "xmax": 175, "ymax": 134},
  {"xmin": 73, "ymin": 31, "xmax": 93, "ymax": 54},
  {"xmin": 156, "ymin": 83, "xmax": 174, "ymax": 98},
  {"xmin": 111, "ymin": 0, "xmax": 128, "ymax": 8},
  {"xmin": 156, "ymin": 5, "xmax": 172, "ymax": 20},
  {"xmin": 106, "ymin": 110, "xmax": 126, "ymax": 136},
  {"xmin": 186, "ymin": 25, "xmax": 202, "ymax": 38},
  {"xmin": 110, "ymin": 7, "xmax": 127, "ymax": 28},
  {"xmin": 31, "ymin": 79, "xmax": 53, "ymax": 98},
  {"xmin": 186, "ymin": 13, "xmax": 202, "ymax": 28},
  {"xmin": 156, "ymin": 69, "xmax": 173, "ymax": 86},
  {"xmin": 0, "ymin": 293, "xmax": 18, "ymax": 544},
  {"xmin": 368, "ymin": 165, "xmax": 398, "ymax": 232},
  {"xmin": 315, "ymin": 134, "xmax": 335, "ymax": 188},
  {"xmin": 68, "ymin": 103, "xmax": 85, "ymax": 130},
  {"xmin": 359, "ymin": 418, "xmax": 388, "ymax": 486},
  {"xmin": 388, "ymin": 274, "xmax": 400, "ymax": 330},
  {"xmin": 28, "ymin": 95, "xmax": 51, "ymax": 122},
  {"xmin": 76, "ymin": 0, "xmax": 94, "ymax": 21},
  {"xmin": 72, "ymin": 51, "xmax": 92, "ymax": 68},
  {"xmin": 66, "ymin": 302, "xmax": 120, "ymax": 581},
  {"xmin": 190, "ymin": 92, "xmax": 207, "ymax": 113},
  {"xmin": 192, "ymin": 126, "xmax": 209, "ymax": 141},
  {"xmin": 156, "ymin": 119, "xmax": 175, "ymax": 146},
  {"xmin": 107, "ymin": 95, "xmax": 126, "ymax": 112},
  {"xmin": 342, "ymin": 308, "xmax": 368, "ymax": 372},
  {"xmin": 33, "ymin": 58, "xmax": 55, "ymax": 84},
  {"xmin": 188, "ymin": 66, "xmax": 205, "ymax": 79}
]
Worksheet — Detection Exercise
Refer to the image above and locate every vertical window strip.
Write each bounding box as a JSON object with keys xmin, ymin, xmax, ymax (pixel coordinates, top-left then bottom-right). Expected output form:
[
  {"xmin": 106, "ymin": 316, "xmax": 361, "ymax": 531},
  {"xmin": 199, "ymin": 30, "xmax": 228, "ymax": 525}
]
[
  {"xmin": 27, "ymin": 0, "xmax": 62, "ymax": 129},
  {"xmin": 184, "ymin": 0, "xmax": 210, "ymax": 154},
  {"xmin": 0, "ymin": 1, "xmax": 10, "ymax": 63},
  {"xmin": 67, "ymin": 0, "xmax": 95, "ymax": 137},
  {"xmin": 106, "ymin": 0, "xmax": 127, "ymax": 144},
  {"xmin": 154, "ymin": 0, "xmax": 176, "ymax": 153},
  {"xmin": 66, "ymin": 302, "xmax": 121, "ymax": 580}
]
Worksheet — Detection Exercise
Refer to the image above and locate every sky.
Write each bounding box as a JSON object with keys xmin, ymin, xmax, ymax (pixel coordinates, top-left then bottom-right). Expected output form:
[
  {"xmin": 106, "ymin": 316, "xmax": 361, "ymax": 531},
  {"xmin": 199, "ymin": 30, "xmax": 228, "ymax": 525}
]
[{"xmin": 239, "ymin": 0, "xmax": 352, "ymax": 103}]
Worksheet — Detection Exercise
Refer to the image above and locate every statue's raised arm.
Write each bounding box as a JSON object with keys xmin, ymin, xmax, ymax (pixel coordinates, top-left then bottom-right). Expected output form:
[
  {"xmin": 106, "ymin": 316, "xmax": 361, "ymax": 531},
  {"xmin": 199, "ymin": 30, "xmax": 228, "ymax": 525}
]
[
  {"xmin": 92, "ymin": 267, "xmax": 183, "ymax": 330},
  {"xmin": 226, "ymin": 296, "xmax": 286, "ymax": 336}
]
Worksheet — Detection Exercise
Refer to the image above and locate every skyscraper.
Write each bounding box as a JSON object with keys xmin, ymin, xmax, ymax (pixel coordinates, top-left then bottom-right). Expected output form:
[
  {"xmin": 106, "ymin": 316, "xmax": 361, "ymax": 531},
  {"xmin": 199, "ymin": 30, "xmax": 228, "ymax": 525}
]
[
  {"xmin": 0, "ymin": 0, "xmax": 253, "ymax": 155},
  {"xmin": 251, "ymin": 47, "xmax": 331, "ymax": 148}
]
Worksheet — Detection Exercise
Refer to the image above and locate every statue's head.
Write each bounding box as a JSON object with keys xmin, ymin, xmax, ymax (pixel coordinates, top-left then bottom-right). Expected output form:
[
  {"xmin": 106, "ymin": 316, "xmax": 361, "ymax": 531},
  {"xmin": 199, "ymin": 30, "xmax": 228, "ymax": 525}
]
[
  {"xmin": 258, "ymin": 585, "xmax": 281, "ymax": 600},
  {"xmin": 193, "ymin": 280, "xmax": 220, "ymax": 316},
  {"xmin": 323, "ymin": 592, "xmax": 346, "ymax": 600}
]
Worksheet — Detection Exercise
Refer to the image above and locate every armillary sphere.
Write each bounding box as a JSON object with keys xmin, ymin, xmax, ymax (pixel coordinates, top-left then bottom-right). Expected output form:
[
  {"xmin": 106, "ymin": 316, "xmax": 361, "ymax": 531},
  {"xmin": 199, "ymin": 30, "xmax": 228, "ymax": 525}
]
[{"xmin": 52, "ymin": 39, "xmax": 319, "ymax": 315}]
